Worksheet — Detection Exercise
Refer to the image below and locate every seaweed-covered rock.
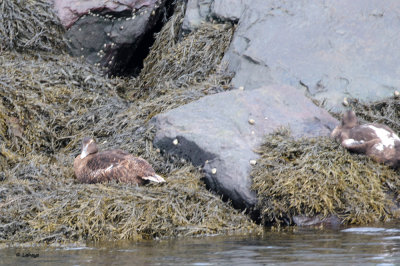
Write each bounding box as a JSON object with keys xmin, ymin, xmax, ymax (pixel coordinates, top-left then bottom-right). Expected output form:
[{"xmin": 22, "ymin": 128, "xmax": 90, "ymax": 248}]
[
  {"xmin": 0, "ymin": 3, "xmax": 260, "ymax": 246},
  {"xmin": 183, "ymin": 0, "xmax": 400, "ymax": 111},
  {"xmin": 347, "ymin": 96, "xmax": 400, "ymax": 134},
  {"xmin": 56, "ymin": 0, "xmax": 171, "ymax": 75},
  {"xmin": 152, "ymin": 85, "xmax": 338, "ymax": 210},
  {"xmin": 0, "ymin": 0, "xmax": 66, "ymax": 52},
  {"xmin": 251, "ymin": 132, "xmax": 400, "ymax": 225}
]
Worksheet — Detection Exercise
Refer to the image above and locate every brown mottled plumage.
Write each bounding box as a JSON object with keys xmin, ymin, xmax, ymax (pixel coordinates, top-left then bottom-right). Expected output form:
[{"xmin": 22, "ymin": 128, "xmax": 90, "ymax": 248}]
[
  {"xmin": 331, "ymin": 110, "xmax": 400, "ymax": 168},
  {"xmin": 74, "ymin": 137, "xmax": 166, "ymax": 184}
]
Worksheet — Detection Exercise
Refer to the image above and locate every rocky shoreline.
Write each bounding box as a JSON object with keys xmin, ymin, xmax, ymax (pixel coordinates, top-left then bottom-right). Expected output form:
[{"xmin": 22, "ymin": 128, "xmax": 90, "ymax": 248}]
[{"xmin": 1, "ymin": 0, "xmax": 400, "ymax": 246}]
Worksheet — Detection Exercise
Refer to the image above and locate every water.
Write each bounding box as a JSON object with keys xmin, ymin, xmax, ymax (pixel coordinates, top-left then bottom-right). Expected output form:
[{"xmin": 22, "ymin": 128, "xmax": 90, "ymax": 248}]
[{"xmin": 2, "ymin": 223, "xmax": 400, "ymax": 265}]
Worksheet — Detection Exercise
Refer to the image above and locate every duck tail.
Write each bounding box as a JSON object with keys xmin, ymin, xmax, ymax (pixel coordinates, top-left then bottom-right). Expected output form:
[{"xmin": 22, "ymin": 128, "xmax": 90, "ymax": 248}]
[{"xmin": 142, "ymin": 174, "xmax": 166, "ymax": 183}]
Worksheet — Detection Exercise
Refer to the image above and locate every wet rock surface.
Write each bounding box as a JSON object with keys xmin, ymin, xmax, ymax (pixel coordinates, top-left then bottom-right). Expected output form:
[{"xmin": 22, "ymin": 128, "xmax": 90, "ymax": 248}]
[
  {"xmin": 183, "ymin": 0, "xmax": 400, "ymax": 111},
  {"xmin": 152, "ymin": 85, "xmax": 338, "ymax": 210},
  {"xmin": 54, "ymin": 0, "xmax": 170, "ymax": 75},
  {"xmin": 293, "ymin": 215, "xmax": 341, "ymax": 227}
]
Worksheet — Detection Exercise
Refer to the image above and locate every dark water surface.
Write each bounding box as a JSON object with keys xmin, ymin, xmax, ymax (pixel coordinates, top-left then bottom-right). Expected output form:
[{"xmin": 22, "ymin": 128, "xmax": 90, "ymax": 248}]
[{"xmin": 2, "ymin": 222, "xmax": 400, "ymax": 265}]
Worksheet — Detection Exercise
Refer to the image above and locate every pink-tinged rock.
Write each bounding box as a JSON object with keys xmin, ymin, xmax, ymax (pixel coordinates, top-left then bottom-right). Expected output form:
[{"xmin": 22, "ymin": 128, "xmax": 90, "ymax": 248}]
[{"xmin": 52, "ymin": 0, "xmax": 157, "ymax": 28}]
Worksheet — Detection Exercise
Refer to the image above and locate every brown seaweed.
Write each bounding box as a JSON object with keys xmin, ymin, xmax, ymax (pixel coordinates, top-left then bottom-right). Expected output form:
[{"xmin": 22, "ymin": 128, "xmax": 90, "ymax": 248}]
[
  {"xmin": 131, "ymin": 3, "xmax": 234, "ymax": 99},
  {"xmin": 0, "ymin": 2, "xmax": 260, "ymax": 246},
  {"xmin": 0, "ymin": 0, "xmax": 67, "ymax": 53},
  {"xmin": 251, "ymin": 129, "xmax": 400, "ymax": 226},
  {"xmin": 347, "ymin": 96, "xmax": 400, "ymax": 132}
]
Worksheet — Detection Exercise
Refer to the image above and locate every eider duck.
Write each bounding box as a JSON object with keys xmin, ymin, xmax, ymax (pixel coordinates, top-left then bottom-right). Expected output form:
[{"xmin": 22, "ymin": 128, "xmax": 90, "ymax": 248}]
[
  {"xmin": 74, "ymin": 137, "xmax": 166, "ymax": 184},
  {"xmin": 331, "ymin": 110, "xmax": 400, "ymax": 168}
]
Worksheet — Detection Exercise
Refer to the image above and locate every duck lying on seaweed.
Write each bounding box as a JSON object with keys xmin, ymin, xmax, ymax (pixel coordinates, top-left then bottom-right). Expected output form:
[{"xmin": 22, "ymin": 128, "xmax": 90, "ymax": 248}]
[
  {"xmin": 74, "ymin": 137, "xmax": 166, "ymax": 185},
  {"xmin": 331, "ymin": 110, "xmax": 400, "ymax": 168}
]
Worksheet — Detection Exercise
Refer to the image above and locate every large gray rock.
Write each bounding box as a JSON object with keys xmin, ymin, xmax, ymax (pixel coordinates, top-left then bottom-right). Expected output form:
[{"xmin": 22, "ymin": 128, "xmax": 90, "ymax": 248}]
[
  {"xmin": 182, "ymin": 0, "xmax": 244, "ymax": 32},
  {"xmin": 53, "ymin": 0, "xmax": 169, "ymax": 75},
  {"xmin": 152, "ymin": 85, "xmax": 338, "ymax": 210},
  {"xmin": 183, "ymin": 0, "xmax": 400, "ymax": 111},
  {"xmin": 211, "ymin": 0, "xmax": 244, "ymax": 22},
  {"xmin": 181, "ymin": 0, "xmax": 213, "ymax": 32}
]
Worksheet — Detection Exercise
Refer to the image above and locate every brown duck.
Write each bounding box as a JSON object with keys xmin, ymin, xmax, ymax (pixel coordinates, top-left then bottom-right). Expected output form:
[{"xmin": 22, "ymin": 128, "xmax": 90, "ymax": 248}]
[
  {"xmin": 74, "ymin": 137, "xmax": 166, "ymax": 184},
  {"xmin": 331, "ymin": 110, "xmax": 400, "ymax": 168}
]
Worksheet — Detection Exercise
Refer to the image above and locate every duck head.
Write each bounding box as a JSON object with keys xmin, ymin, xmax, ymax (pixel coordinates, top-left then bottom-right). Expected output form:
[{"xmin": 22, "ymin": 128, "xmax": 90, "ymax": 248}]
[
  {"xmin": 80, "ymin": 137, "xmax": 98, "ymax": 159},
  {"xmin": 341, "ymin": 110, "xmax": 358, "ymax": 128}
]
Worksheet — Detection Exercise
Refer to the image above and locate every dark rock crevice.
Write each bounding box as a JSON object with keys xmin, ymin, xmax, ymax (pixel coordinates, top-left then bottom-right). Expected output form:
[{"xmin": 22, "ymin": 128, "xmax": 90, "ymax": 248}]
[
  {"xmin": 64, "ymin": 0, "xmax": 177, "ymax": 77},
  {"xmin": 111, "ymin": 0, "xmax": 177, "ymax": 76}
]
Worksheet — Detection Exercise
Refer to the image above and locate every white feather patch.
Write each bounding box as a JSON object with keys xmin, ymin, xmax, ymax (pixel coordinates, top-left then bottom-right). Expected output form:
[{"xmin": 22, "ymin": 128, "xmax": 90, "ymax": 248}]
[
  {"xmin": 80, "ymin": 139, "xmax": 95, "ymax": 159},
  {"xmin": 142, "ymin": 174, "xmax": 166, "ymax": 183},
  {"xmin": 80, "ymin": 150, "xmax": 89, "ymax": 159},
  {"xmin": 367, "ymin": 125, "xmax": 400, "ymax": 150},
  {"xmin": 343, "ymin": 139, "xmax": 364, "ymax": 146},
  {"xmin": 375, "ymin": 143, "xmax": 384, "ymax": 152}
]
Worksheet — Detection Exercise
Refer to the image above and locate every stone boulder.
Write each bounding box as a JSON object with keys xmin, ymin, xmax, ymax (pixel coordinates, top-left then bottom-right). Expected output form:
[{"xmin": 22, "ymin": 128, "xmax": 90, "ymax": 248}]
[
  {"xmin": 181, "ymin": 0, "xmax": 213, "ymax": 32},
  {"xmin": 151, "ymin": 85, "xmax": 338, "ymax": 210},
  {"xmin": 52, "ymin": 0, "xmax": 171, "ymax": 75},
  {"xmin": 182, "ymin": 0, "xmax": 400, "ymax": 111},
  {"xmin": 293, "ymin": 215, "xmax": 341, "ymax": 227},
  {"xmin": 182, "ymin": 0, "xmax": 243, "ymax": 32}
]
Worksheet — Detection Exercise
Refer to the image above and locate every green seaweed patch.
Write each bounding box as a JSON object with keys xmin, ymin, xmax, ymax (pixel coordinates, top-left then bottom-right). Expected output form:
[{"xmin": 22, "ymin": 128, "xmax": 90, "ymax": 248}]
[{"xmin": 251, "ymin": 130, "xmax": 400, "ymax": 225}]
